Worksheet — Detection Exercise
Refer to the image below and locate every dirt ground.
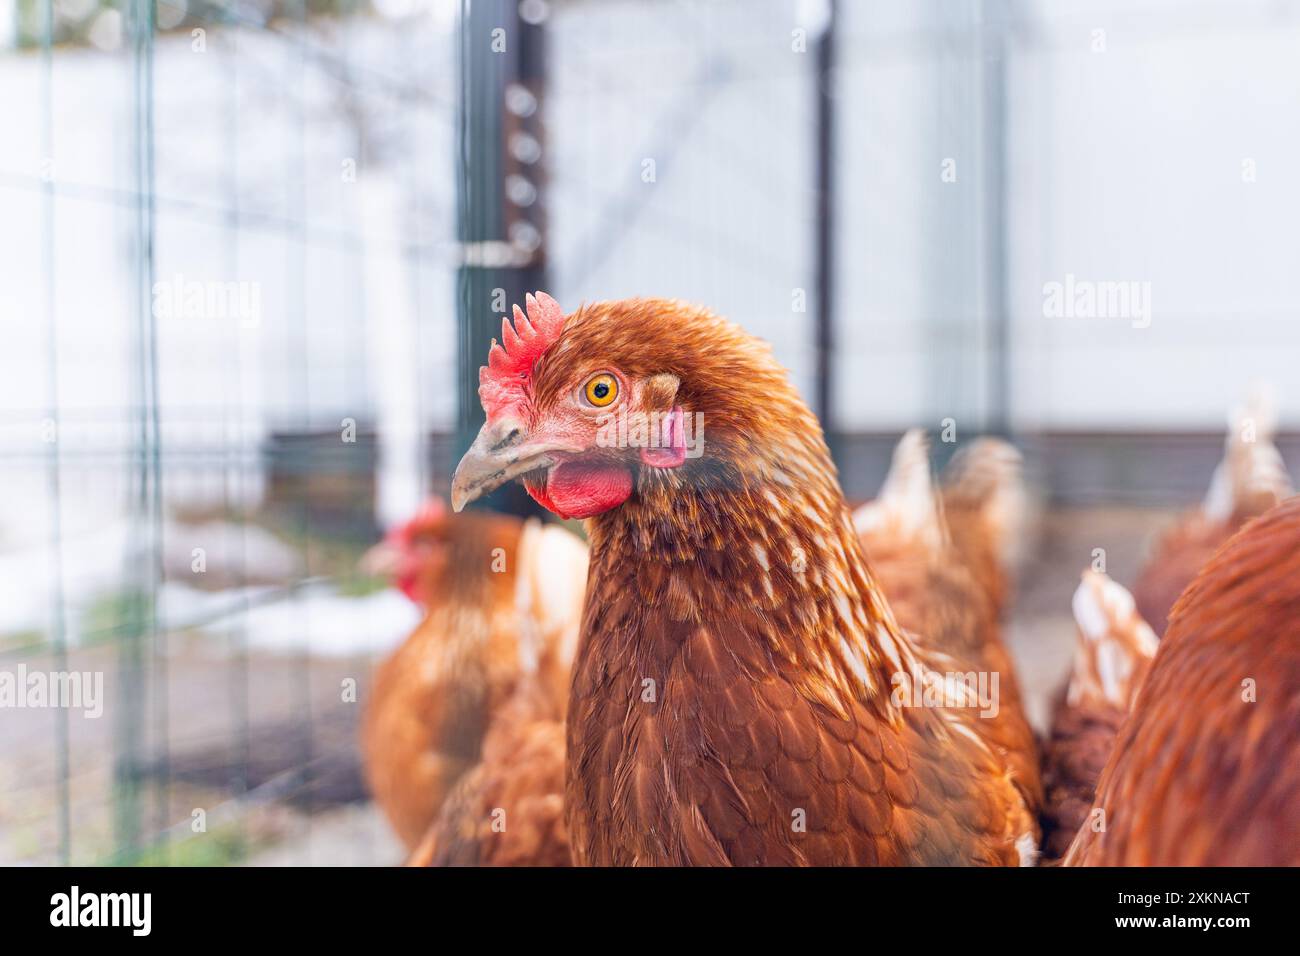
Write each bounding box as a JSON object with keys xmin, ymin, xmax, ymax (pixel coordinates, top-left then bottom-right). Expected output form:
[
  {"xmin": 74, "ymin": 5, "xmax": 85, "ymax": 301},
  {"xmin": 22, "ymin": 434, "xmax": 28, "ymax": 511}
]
[
  {"xmin": 0, "ymin": 636, "xmax": 399, "ymax": 866},
  {"xmin": 0, "ymin": 504, "xmax": 1179, "ymax": 866}
]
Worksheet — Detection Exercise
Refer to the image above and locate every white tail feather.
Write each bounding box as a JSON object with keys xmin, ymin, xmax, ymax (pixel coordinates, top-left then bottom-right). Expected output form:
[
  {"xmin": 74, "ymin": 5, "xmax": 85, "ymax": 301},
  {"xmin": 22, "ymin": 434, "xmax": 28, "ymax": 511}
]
[
  {"xmin": 1203, "ymin": 386, "xmax": 1292, "ymax": 523},
  {"xmin": 1068, "ymin": 570, "xmax": 1158, "ymax": 710},
  {"xmin": 942, "ymin": 437, "xmax": 1027, "ymax": 572},
  {"xmin": 852, "ymin": 429, "xmax": 943, "ymax": 552}
]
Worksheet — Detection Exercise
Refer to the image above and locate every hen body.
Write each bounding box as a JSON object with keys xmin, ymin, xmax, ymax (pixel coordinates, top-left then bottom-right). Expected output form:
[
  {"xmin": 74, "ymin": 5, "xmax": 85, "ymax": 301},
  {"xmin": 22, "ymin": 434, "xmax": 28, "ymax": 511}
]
[
  {"xmin": 1134, "ymin": 394, "xmax": 1291, "ymax": 636},
  {"xmin": 362, "ymin": 511, "xmax": 586, "ymax": 850},
  {"xmin": 1066, "ymin": 495, "xmax": 1300, "ymax": 866},
  {"xmin": 1046, "ymin": 397, "xmax": 1288, "ymax": 862},
  {"xmin": 941, "ymin": 437, "xmax": 1026, "ymax": 618},
  {"xmin": 854, "ymin": 431, "xmax": 1042, "ymax": 831},
  {"xmin": 404, "ymin": 517, "xmax": 585, "ymax": 865},
  {"xmin": 539, "ymin": 300, "xmax": 1037, "ymax": 866},
  {"xmin": 1041, "ymin": 572, "xmax": 1156, "ymax": 861},
  {"xmin": 407, "ymin": 684, "xmax": 570, "ymax": 866}
]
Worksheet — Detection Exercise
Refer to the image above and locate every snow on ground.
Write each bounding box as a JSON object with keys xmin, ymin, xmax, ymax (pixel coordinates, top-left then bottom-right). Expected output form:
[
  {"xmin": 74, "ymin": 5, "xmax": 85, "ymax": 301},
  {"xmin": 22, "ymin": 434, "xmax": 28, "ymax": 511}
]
[
  {"xmin": 0, "ymin": 491, "xmax": 414, "ymax": 657},
  {"xmin": 158, "ymin": 579, "xmax": 418, "ymax": 658}
]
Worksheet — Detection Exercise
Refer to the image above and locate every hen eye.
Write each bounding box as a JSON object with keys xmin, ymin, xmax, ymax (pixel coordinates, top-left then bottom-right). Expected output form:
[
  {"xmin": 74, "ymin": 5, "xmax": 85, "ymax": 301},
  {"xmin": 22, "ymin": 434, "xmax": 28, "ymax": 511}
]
[{"xmin": 583, "ymin": 373, "xmax": 619, "ymax": 407}]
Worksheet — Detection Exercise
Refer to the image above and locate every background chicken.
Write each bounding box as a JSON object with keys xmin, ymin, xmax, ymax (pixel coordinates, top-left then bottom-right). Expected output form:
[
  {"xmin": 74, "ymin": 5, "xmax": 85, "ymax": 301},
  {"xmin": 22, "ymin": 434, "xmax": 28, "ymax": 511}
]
[
  {"xmin": 407, "ymin": 686, "xmax": 569, "ymax": 866},
  {"xmin": 1040, "ymin": 571, "xmax": 1157, "ymax": 861},
  {"xmin": 941, "ymin": 437, "xmax": 1028, "ymax": 618},
  {"xmin": 452, "ymin": 293, "xmax": 1038, "ymax": 866},
  {"xmin": 361, "ymin": 499, "xmax": 587, "ymax": 850},
  {"xmin": 853, "ymin": 430, "xmax": 1042, "ymax": 825},
  {"xmin": 1134, "ymin": 392, "xmax": 1292, "ymax": 636},
  {"xmin": 406, "ymin": 521, "xmax": 577, "ymax": 866},
  {"xmin": 1066, "ymin": 495, "xmax": 1300, "ymax": 866}
]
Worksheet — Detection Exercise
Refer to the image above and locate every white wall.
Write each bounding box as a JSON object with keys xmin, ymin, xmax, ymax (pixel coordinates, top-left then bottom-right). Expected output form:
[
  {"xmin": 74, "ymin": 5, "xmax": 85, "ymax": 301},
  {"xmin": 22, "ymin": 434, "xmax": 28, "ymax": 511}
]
[{"xmin": 1006, "ymin": 0, "xmax": 1300, "ymax": 428}]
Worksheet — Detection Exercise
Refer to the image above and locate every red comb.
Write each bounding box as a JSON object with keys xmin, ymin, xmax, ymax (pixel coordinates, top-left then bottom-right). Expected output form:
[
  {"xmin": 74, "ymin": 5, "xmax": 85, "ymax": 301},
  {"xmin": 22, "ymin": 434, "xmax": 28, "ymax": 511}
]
[
  {"xmin": 478, "ymin": 292, "xmax": 566, "ymax": 421},
  {"xmin": 412, "ymin": 496, "xmax": 447, "ymax": 526},
  {"xmin": 391, "ymin": 496, "xmax": 447, "ymax": 545}
]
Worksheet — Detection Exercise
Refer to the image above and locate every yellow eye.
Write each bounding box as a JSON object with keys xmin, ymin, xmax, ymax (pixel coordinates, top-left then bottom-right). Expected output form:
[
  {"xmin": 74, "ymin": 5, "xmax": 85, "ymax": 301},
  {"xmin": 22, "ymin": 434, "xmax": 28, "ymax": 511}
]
[{"xmin": 583, "ymin": 373, "xmax": 619, "ymax": 407}]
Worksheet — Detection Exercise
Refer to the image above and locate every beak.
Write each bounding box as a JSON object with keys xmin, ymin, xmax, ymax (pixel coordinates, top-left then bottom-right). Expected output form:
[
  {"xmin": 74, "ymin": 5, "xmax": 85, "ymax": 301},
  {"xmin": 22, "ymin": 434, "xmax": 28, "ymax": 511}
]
[{"xmin": 451, "ymin": 418, "xmax": 572, "ymax": 512}]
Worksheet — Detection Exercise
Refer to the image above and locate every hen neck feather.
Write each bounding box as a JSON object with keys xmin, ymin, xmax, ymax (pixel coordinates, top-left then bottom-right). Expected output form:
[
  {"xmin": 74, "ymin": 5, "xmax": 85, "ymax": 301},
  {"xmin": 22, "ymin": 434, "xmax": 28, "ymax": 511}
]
[{"xmin": 584, "ymin": 395, "xmax": 920, "ymax": 706}]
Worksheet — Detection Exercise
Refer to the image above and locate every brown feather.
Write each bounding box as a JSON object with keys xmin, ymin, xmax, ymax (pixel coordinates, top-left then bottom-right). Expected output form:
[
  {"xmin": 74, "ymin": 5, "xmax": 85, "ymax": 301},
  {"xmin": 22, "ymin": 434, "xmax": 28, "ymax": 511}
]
[
  {"xmin": 409, "ymin": 681, "xmax": 571, "ymax": 867},
  {"xmin": 363, "ymin": 514, "xmax": 585, "ymax": 852},
  {"xmin": 857, "ymin": 432, "xmax": 1043, "ymax": 830},
  {"xmin": 1042, "ymin": 572, "xmax": 1158, "ymax": 862},
  {"xmin": 525, "ymin": 299, "xmax": 1038, "ymax": 866},
  {"xmin": 362, "ymin": 512, "xmax": 526, "ymax": 848},
  {"xmin": 1134, "ymin": 395, "xmax": 1291, "ymax": 636},
  {"xmin": 1066, "ymin": 496, "xmax": 1300, "ymax": 866},
  {"xmin": 1134, "ymin": 514, "xmax": 1237, "ymax": 638}
]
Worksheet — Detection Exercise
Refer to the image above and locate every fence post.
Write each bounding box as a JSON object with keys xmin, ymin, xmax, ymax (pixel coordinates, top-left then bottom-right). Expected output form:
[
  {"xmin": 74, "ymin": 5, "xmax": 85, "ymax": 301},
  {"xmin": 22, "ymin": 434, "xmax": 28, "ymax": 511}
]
[{"xmin": 454, "ymin": 0, "xmax": 549, "ymax": 515}]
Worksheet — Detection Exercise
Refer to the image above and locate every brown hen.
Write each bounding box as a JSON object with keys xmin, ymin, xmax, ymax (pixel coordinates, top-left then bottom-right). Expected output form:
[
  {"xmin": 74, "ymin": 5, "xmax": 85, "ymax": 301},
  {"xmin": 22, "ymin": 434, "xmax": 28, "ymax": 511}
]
[
  {"xmin": 1134, "ymin": 393, "xmax": 1291, "ymax": 636},
  {"xmin": 406, "ymin": 683, "xmax": 569, "ymax": 867},
  {"xmin": 1066, "ymin": 495, "xmax": 1300, "ymax": 866},
  {"xmin": 1041, "ymin": 571, "xmax": 1157, "ymax": 861},
  {"xmin": 941, "ymin": 437, "xmax": 1027, "ymax": 617},
  {"xmin": 853, "ymin": 430, "xmax": 1042, "ymax": 831},
  {"xmin": 404, "ymin": 516, "xmax": 583, "ymax": 866},
  {"xmin": 361, "ymin": 506, "xmax": 586, "ymax": 850},
  {"xmin": 452, "ymin": 295, "xmax": 1038, "ymax": 866}
]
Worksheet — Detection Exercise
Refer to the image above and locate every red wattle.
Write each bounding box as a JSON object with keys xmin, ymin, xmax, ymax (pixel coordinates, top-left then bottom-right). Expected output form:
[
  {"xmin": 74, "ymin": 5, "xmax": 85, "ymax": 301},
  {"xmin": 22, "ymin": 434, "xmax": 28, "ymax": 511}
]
[
  {"xmin": 524, "ymin": 478, "xmax": 560, "ymax": 515},
  {"xmin": 529, "ymin": 461, "xmax": 632, "ymax": 519},
  {"xmin": 397, "ymin": 570, "xmax": 421, "ymax": 604}
]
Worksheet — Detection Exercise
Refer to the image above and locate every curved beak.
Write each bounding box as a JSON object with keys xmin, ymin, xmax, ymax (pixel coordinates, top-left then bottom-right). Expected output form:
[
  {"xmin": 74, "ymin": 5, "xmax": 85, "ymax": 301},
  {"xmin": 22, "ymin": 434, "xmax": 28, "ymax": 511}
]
[{"xmin": 451, "ymin": 418, "xmax": 572, "ymax": 512}]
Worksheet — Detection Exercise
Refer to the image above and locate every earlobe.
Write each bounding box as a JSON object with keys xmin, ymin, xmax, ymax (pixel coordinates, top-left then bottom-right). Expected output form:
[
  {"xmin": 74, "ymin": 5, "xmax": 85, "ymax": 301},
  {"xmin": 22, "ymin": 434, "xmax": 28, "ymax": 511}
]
[
  {"xmin": 641, "ymin": 406, "xmax": 687, "ymax": 469},
  {"xmin": 639, "ymin": 374, "xmax": 685, "ymax": 468}
]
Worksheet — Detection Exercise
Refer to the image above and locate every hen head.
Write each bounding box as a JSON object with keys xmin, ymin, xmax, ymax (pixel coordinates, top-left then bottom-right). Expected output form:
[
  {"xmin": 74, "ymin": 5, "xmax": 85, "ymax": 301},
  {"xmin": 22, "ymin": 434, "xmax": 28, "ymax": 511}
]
[
  {"xmin": 365, "ymin": 497, "xmax": 521, "ymax": 606},
  {"xmin": 453, "ymin": 293, "xmax": 803, "ymax": 521}
]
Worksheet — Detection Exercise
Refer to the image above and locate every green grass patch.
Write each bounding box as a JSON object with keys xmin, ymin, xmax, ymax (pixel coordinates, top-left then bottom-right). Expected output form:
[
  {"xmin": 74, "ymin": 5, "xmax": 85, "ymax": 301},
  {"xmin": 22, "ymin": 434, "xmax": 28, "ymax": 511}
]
[{"xmin": 110, "ymin": 821, "xmax": 253, "ymax": 868}]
